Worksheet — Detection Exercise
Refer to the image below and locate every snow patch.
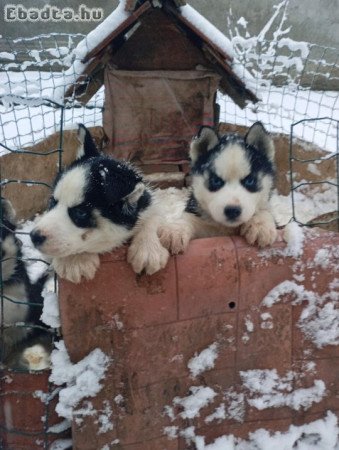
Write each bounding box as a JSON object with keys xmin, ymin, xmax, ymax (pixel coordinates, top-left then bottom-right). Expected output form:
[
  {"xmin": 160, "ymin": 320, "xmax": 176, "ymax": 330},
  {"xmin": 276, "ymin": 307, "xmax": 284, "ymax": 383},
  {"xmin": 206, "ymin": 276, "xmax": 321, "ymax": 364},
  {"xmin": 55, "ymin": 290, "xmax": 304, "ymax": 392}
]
[
  {"xmin": 53, "ymin": 3, "xmax": 129, "ymax": 103},
  {"xmin": 49, "ymin": 439, "xmax": 73, "ymax": 450},
  {"xmin": 283, "ymin": 222, "xmax": 304, "ymax": 257},
  {"xmin": 188, "ymin": 342, "xmax": 219, "ymax": 378},
  {"xmin": 41, "ymin": 290, "xmax": 60, "ymax": 328},
  {"xmin": 203, "ymin": 411, "xmax": 339, "ymax": 449},
  {"xmin": 180, "ymin": 5, "xmax": 235, "ymax": 59},
  {"xmin": 49, "ymin": 341, "xmax": 110, "ymax": 420},
  {"xmin": 205, "ymin": 404, "xmax": 226, "ymax": 424},
  {"xmin": 262, "ymin": 279, "xmax": 339, "ymax": 348},
  {"xmin": 241, "ymin": 369, "xmax": 326, "ymax": 411},
  {"xmin": 173, "ymin": 386, "xmax": 217, "ymax": 420}
]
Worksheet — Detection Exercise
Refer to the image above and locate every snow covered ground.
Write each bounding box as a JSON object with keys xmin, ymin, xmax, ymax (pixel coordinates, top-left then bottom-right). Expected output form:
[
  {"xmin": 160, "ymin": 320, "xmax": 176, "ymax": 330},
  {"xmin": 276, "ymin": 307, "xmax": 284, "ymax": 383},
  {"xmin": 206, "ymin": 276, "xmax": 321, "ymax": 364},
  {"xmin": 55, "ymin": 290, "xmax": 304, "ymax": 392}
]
[
  {"xmin": 0, "ymin": 74, "xmax": 338, "ymax": 153},
  {"xmin": 218, "ymin": 88, "xmax": 338, "ymax": 154},
  {"xmin": 0, "ymin": 71, "xmax": 103, "ymax": 151}
]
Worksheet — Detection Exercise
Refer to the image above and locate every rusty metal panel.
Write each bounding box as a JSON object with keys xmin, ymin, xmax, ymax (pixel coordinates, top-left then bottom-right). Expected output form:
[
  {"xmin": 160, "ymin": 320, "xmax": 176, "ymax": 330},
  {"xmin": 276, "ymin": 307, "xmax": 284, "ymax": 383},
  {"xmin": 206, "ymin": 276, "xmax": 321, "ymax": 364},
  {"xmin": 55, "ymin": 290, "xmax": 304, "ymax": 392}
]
[{"xmin": 103, "ymin": 68, "xmax": 220, "ymax": 164}]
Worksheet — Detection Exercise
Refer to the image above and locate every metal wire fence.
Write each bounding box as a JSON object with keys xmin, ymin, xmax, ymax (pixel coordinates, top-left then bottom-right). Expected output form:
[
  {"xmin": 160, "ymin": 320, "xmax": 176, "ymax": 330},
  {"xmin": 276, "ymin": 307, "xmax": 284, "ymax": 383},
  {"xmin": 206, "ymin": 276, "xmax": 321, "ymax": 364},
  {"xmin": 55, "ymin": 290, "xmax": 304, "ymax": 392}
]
[
  {"xmin": 0, "ymin": 100, "xmax": 67, "ymax": 448},
  {"xmin": 289, "ymin": 117, "xmax": 339, "ymax": 230},
  {"xmin": 0, "ymin": 31, "xmax": 338, "ymax": 448}
]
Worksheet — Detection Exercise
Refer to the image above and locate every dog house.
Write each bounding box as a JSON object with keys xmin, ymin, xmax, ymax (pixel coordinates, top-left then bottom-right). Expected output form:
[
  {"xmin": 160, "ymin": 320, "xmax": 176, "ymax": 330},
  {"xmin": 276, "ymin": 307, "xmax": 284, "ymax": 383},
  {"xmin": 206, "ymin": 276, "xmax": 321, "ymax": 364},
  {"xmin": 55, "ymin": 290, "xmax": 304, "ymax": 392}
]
[{"xmin": 64, "ymin": 0, "xmax": 257, "ymax": 172}]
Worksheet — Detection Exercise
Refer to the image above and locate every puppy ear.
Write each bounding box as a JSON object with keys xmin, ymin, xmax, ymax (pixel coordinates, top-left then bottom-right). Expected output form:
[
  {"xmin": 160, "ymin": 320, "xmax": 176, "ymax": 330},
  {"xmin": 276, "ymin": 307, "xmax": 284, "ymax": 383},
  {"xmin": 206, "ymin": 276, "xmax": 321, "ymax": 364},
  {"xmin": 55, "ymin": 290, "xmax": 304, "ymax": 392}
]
[
  {"xmin": 97, "ymin": 160, "xmax": 144, "ymax": 206},
  {"xmin": 76, "ymin": 124, "xmax": 100, "ymax": 160},
  {"xmin": 245, "ymin": 122, "xmax": 275, "ymax": 162},
  {"xmin": 123, "ymin": 182, "xmax": 146, "ymax": 206},
  {"xmin": 1, "ymin": 198, "xmax": 17, "ymax": 226},
  {"xmin": 190, "ymin": 126, "xmax": 219, "ymax": 163}
]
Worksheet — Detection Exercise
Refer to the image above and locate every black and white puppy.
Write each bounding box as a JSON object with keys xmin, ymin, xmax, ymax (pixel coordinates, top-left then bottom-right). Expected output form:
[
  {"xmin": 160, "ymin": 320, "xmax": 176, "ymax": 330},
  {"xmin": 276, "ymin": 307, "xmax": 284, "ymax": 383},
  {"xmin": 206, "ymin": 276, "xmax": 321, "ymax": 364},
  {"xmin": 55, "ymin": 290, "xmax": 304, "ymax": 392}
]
[
  {"xmin": 1, "ymin": 198, "xmax": 47, "ymax": 363},
  {"xmin": 152, "ymin": 122, "xmax": 277, "ymax": 256},
  {"xmin": 30, "ymin": 124, "xmax": 170, "ymax": 282}
]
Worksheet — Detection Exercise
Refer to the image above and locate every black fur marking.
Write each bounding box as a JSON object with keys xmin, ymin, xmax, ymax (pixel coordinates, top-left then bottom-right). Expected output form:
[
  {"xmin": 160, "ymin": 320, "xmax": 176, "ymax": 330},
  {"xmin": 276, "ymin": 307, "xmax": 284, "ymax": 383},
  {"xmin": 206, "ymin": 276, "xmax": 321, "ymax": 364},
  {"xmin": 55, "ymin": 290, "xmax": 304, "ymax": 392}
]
[
  {"xmin": 68, "ymin": 203, "xmax": 97, "ymax": 228},
  {"xmin": 191, "ymin": 134, "xmax": 242, "ymax": 175},
  {"xmin": 241, "ymin": 173, "xmax": 259, "ymax": 193},
  {"xmin": 26, "ymin": 272, "xmax": 49, "ymax": 333},
  {"xmin": 1, "ymin": 199, "xmax": 16, "ymax": 237},
  {"xmin": 1, "ymin": 200, "xmax": 19, "ymax": 272},
  {"xmin": 137, "ymin": 189, "xmax": 152, "ymax": 212},
  {"xmin": 208, "ymin": 172, "xmax": 225, "ymax": 192},
  {"xmin": 1, "ymin": 234, "xmax": 48, "ymax": 334},
  {"xmin": 244, "ymin": 142, "xmax": 275, "ymax": 178},
  {"xmin": 88, "ymin": 157, "xmax": 143, "ymax": 204},
  {"xmin": 1, "ymin": 198, "xmax": 48, "ymax": 328},
  {"xmin": 3, "ymin": 253, "xmax": 30, "ymax": 288},
  {"xmin": 57, "ymin": 156, "xmax": 150, "ymax": 230},
  {"xmin": 97, "ymin": 187, "xmax": 151, "ymax": 230},
  {"xmin": 185, "ymin": 193, "xmax": 201, "ymax": 217},
  {"xmin": 191, "ymin": 132, "xmax": 275, "ymax": 187},
  {"xmin": 78, "ymin": 123, "xmax": 100, "ymax": 160},
  {"xmin": 48, "ymin": 196, "xmax": 58, "ymax": 210},
  {"xmin": 52, "ymin": 124, "xmax": 151, "ymax": 231}
]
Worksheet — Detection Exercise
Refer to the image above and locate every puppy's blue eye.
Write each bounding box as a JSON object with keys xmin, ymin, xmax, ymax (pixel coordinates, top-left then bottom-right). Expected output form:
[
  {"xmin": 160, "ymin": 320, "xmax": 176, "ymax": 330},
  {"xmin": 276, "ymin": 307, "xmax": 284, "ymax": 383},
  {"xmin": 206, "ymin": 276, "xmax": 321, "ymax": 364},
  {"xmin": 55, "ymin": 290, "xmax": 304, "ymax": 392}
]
[
  {"xmin": 74, "ymin": 208, "xmax": 88, "ymax": 220},
  {"xmin": 68, "ymin": 205, "xmax": 94, "ymax": 228},
  {"xmin": 208, "ymin": 173, "xmax": 225, "ymax": 191},
  {"xmin": 242, "ymin": 174, "xmax": 257, "ymax": 192}
]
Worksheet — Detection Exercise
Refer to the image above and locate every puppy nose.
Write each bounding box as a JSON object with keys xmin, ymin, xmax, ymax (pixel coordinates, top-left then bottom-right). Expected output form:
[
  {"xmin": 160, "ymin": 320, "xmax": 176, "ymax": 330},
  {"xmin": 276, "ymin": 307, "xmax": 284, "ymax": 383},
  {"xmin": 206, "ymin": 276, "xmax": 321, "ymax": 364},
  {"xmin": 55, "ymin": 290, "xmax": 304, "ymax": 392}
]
[
  {"xmin": 224, "ymin": 206, "xmax": 241, "ymax": 221},
  {"xmin": 30, "ymin": 229, "xmax": 46, "ymax": 247}
]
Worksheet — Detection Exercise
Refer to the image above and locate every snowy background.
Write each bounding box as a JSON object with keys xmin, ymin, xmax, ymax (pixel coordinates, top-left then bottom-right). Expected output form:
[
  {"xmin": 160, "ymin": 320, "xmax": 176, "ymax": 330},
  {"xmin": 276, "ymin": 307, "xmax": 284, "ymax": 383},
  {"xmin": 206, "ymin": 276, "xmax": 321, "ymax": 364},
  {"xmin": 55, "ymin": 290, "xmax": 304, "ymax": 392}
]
[
  {"xmin": 0, "ymin": 0, "xmax": 338, "ymax": 449},
  {"xmin": 0, "ymin": 1, "xmax": 338, "ymax": 152}
]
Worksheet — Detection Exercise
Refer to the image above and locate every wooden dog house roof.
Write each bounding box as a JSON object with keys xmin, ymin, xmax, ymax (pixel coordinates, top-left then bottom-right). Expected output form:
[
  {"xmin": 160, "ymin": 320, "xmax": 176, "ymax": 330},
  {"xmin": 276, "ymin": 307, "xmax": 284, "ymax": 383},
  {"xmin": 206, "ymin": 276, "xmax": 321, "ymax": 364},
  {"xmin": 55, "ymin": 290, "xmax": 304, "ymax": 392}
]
[{"xmin": 63, "ymin": 0, "xmax": 258, "ymax": 108}]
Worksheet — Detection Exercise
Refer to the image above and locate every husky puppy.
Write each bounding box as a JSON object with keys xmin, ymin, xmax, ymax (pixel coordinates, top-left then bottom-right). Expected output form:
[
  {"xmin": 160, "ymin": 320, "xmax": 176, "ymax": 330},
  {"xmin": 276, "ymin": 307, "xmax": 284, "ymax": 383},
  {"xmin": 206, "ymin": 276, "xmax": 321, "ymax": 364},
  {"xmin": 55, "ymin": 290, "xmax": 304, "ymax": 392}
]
[
  {"xmin": 30, "ymin": 124, "xmax": 169, "ymax": 282},
  {"xmin": 0, "ymin": 198, "xmax": 48, "ymax": 362},
  {"xmin": 157, "ymin": 122, "xmax": 277, "ymax": 253}
]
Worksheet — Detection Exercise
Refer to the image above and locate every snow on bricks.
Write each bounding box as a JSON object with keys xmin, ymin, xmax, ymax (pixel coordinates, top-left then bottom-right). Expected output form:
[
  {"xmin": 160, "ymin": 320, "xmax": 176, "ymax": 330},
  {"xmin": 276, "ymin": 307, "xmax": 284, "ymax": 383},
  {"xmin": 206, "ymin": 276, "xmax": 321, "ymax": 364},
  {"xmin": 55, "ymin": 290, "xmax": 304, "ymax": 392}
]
[{"xmin": 58, "ymin": 228, "xmax": 339, "ymax": 449}]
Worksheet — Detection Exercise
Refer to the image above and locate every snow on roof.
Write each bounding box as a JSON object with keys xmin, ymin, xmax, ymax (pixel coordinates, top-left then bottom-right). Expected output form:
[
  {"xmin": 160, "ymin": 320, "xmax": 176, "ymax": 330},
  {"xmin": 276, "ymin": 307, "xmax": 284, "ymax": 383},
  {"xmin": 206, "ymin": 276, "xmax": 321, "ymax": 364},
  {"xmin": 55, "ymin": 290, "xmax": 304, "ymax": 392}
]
[
  {"xmin": 72, "ymin": 1, "xmax": 129, "ymax": 62},
  {"xmin": 54, "ymin": 1, "xmax": 130, "ymax": 103},
  {"xmin": 178, "ymin": 4, "xmax": 259, "ymax": 97},
  {"xmin": 179, "ymin": 4, "xmax": 235, "ymax": 59},
  {"xmin": 53, "ymin": 0, "xmax": 255, "ymax": 105}
]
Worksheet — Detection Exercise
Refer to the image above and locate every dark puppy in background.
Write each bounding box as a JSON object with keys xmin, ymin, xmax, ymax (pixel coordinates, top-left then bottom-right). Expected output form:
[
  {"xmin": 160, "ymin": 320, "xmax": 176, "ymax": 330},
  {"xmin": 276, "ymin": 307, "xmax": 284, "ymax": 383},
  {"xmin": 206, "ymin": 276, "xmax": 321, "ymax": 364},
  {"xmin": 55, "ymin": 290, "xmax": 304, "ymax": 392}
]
[
  {"xmin": 30, "ymin": 124, "xmax": 170, "ymax": 282},
  {"xmin": 1, "ymin": 198, "xmax": 50, "ymax": 369}
]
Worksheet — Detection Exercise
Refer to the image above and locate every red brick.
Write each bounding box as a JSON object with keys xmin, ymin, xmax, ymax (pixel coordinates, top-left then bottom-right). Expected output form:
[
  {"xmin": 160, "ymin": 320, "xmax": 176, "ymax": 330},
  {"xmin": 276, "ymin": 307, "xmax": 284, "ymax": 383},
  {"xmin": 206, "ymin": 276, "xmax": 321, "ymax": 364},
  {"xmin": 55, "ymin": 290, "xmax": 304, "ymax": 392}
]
[
  {"xmin": 118, "ymin": 313, "xmax": 236, "ymax": 387},
  {"xmin": 100, "ymin": 245, "xmax": 127, "ymax": 263},
  {"xmin": 124, "ymin": 436, "xmax": 179, "ymax": 450},
  {"xmin": 60, "ymin": 257, "xmax": 178, "ymax": 361},
  {"xmin": 176, "ymin": 237, "xmax": 239, "ymax": 320},
  {"xmin": 194, "ymin": 417, "xmax": 293, "ymax": 445},
  {"xmin": 0, "ymin": 370, "xmax": 69, "ymax": 449},
  {"xmin": 111, "ymin": 377, "xmax": 191, "ymax": 445},
  {"xmin": 235, "ymin": 244, "xmax": 294, "ymax": 312},
  {"xmin": 57, "ymin": 230, "xmax": 339, "ymax": 448},
  {"xmin": 293, "ymin": 357, "xmax": 339, "ymax": 414},
  {"xmin": 236, "ymin": 305, "xmax": 292, "ymax": 371}
]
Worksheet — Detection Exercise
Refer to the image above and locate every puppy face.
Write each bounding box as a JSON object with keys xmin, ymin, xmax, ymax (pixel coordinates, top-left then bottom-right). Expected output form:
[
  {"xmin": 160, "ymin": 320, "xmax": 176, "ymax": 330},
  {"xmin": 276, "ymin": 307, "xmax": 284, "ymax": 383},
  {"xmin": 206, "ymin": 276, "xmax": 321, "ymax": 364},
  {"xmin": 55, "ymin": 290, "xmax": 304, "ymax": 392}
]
[
  {"xmin": 1, "ymin": 198, "xmax": 20, "ymax": 281},
  {"xmin": 30, "ymin": 125, "xmax": 150, "ymax": 258},
  {"xmin": 190, "ymin": 122, "xmax": 275, "ymax": 227}
]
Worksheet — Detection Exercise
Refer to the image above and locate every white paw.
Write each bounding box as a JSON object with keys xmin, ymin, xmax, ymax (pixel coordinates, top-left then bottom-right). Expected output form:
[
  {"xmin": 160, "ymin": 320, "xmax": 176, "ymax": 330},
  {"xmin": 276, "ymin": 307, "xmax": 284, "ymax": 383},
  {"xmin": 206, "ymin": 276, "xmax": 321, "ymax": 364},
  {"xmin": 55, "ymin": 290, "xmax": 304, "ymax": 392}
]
[
  {"xmin": 158, "ymin": 224, "xmax": 191, "ymax": 254},
  {"xmin": 128, "ymin": 237, "xmax": 170, "ymax": 275},
  {"xmin": 52, "ymin": 253, "xmax": 100, "ymax": 283},
  {"xmin": 241, "ymin": 215, "xmax": 277, "ymax": 248}
]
